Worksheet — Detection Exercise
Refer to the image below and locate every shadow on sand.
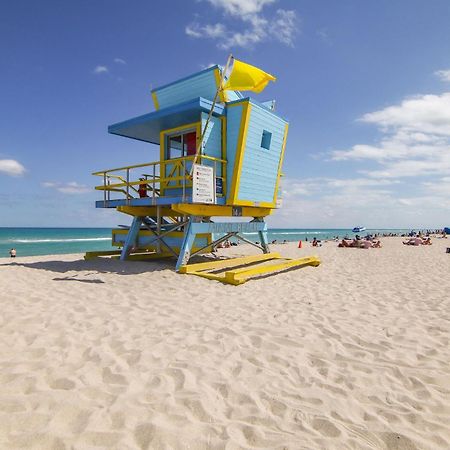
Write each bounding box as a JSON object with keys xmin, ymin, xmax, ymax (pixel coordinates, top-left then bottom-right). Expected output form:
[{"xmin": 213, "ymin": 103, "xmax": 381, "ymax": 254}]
[
  {"xmin": 0, "ymin": 253, "xmax": 226, "ymax": 277},
  {"xmin": 0, "ymin": 257, "xmax": 175, "ymax": 276}
]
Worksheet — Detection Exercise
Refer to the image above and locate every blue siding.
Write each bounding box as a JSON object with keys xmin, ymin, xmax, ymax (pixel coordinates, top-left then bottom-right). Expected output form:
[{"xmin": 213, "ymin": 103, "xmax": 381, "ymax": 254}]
[
  {"xmin": 201, "ymin": 113, "xmax": 222, "ymax": 175},
  {"xmin": 237, "ymin": 102, "xmax": 287, "ymax": 204},
  {"xmin": 225, "ymin": 104, "xmax": 244, "ymax": 200},
  {"xmin": 154, "ymin": 71, "xmax": 218, "ymax": 110}
]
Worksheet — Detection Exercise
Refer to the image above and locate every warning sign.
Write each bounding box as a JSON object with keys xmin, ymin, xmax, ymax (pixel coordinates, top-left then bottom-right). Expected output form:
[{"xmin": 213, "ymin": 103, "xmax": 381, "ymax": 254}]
[{"xmin": 192, "ymin": 164, "xmax": 215, "ymax": 204}]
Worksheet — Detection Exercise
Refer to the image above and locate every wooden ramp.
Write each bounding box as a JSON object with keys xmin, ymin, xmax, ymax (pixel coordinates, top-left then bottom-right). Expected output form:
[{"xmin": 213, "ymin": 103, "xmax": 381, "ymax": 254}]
[{"xmin": 179, "ymin": 252, "xmax": 320, "ymax": 285}]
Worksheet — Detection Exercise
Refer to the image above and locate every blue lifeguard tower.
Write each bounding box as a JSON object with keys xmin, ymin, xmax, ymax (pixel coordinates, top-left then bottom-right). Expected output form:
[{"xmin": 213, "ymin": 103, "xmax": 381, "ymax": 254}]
[{"xmin": 89, "ymin": 59, "xmax": 319, "ymax": 284}]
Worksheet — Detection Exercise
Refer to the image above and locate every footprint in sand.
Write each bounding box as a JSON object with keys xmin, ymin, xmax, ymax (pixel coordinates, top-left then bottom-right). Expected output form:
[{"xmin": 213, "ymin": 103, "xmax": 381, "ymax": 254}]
[
  {"xmin": 134, "ymin": 423, "xmax": 155, "ymax": 450},
  {"xmin": 49, "ymin": 378, "xmax": 76, "ymax": 390},
  {"xmin": 312, "ymin": 418, "xmax": 341, "ymax": 438},
  {"xmin": 102, "ymin": 367, "xmax": 128, "ymax": 385}
]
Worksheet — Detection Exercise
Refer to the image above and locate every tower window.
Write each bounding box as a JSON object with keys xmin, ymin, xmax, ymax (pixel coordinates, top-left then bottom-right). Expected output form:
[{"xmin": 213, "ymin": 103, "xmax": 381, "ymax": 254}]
[
  {"xmin": 167, "ymin": 130, "xmax": 197, "ymax": 159},
  {"xmin": 261, "ymin": 130, "xmax": 272, "ymax": 150}
]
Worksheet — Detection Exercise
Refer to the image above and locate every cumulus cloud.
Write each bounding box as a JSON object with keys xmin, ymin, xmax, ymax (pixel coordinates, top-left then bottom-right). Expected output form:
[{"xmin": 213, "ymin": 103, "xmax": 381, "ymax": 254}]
[
  {"xmin": 114, "ymin": 58, "xmax": 126, "ymax": 65},
  {"xmin": 330, "ymin": 89, "xmax": 450, "ymax": 179},
  {"xmin": 93, "ymin": 65, "xmax": 108, "ymax": 74},
  {"xmin": 185, "ymin": 0, "xmax": 298, "ymax": 49},
  {"xmin": 0, "ymin": 159, "xmax": 26, "ymax": 176},
  {"xmin": 360, "ymin": 93, "xmax": 450, "ymax": 136},
  {"xmin": 42, "ymin": 181, "xmax": 90, "ymax": 194}
]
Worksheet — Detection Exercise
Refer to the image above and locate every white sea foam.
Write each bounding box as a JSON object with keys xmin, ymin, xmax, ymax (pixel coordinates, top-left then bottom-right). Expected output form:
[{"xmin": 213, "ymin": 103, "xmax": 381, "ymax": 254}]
[
  {"xmin": 242, "ymin": 231, "xmax": 329, "ymax": 236},
  {"xmin": 4, "ymin": 237, "xmax": 111, "ymax": 244}
]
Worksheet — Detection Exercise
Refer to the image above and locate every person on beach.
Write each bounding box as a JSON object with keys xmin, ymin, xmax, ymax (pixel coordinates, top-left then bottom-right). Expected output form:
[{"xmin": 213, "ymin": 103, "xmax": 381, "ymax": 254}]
[
  {"xmin": 403, "ymin": 237, "xmax": 422, "ymax": 246},
  {"xmin": 9, "ymin": 248, "xmax": 16, "ymax": 258}
]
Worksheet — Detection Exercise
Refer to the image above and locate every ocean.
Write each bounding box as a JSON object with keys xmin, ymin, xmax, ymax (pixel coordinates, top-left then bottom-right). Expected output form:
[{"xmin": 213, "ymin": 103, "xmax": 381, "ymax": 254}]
[{"xmin": 0, "ymin": 227, "xmax": 413, "ymax": 259}]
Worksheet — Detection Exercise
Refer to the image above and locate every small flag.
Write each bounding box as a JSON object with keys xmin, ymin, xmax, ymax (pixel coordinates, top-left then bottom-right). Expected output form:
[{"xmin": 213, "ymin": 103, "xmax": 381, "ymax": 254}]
[{"xmin": 222, "ymin": 58, "xmax": 276, "ymax": 93}]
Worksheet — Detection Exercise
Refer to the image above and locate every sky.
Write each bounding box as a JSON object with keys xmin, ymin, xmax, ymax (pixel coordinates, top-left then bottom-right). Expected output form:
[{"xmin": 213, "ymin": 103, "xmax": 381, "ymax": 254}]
[{"xmin": 1, "ymin": 0, "xmax": 450, "ymax": 228}]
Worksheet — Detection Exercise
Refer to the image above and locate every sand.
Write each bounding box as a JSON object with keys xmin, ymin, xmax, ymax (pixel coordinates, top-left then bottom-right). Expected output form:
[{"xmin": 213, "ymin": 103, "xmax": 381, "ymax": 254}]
[{"xmin": 0, "ymin": 237, "xmax": 449, "ymax": 449}]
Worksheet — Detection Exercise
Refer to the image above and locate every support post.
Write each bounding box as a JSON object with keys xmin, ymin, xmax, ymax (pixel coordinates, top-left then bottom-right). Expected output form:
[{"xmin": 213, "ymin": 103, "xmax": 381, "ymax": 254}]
[
  {"xmin": 120, "ymin": 216, "xmax": 143, "ymax": 261},
  {"xmin": 156, "ymin": 206, "xmax": 161, "ymax": 254},
  {"xmin": 257, "ymin": 219, "xmax": 270, "ymax": 254},
  {"xmin": 176, "ymin": 218, "xmax": 197, "ymax": 271}
]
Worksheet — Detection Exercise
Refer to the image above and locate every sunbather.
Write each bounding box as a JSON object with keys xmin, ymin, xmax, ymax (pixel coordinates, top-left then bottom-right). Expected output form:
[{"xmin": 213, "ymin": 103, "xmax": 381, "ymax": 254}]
[{"xmin": 403, "ymin": 237, "xmax": 422, "ymax": 246}]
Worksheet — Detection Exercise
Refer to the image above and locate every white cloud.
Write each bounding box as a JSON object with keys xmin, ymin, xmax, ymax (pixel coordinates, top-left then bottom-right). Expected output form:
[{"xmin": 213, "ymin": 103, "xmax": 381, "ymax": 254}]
[
  {"xmin": 0, "ymin": 159, "xmax": 26, "ymax": 176},
  {"xmin": 330, "ymin": 89, "xmax": 450, "ymax": 180},
  {"xmin": 185, "ymin": 25, "xmax": 203, "ymax": 38},
  {"xmin": 93, "ymin": 65, "xmax": 108, "ymax": 74},
  {"xmin": 271, "ymin": 9, "xmax": 297, "ymax": 46},
  {"xmin": 42, "ymin": 181, "xmax": 90, "ymax": 194},
  {"xmin": 114, "ymin": 58, "xmax": 126, "ymax": 65},
  {"xmin": 186, "ymin": 0, "xmax": 298, "ymax": 49},
  {"xmin": 422, "ymin": 177, "xmax": 450, "ymax": 196},
  {"xmin": 360, "ymin": 93, "xmax": 450, "ymax": 136},
  {"xmin": 186, "ymin": 22, "xmax": 227, "ymax": 39},
  {"xmin": 205, "ymin": 0, "xmax": 276, "ymax": 16},
  {"xmin": 271, "ymin": 176, "xmax": 448, "ymax": 228},
  {"xmin": 435, "ymin": 69, "xmax": 450, "ymax": 82}
]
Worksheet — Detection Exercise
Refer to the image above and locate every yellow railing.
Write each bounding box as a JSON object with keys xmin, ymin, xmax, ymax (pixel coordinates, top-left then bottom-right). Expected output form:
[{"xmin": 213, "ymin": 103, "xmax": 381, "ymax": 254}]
[{"xmin": 93, "ymin": 154, "xmax": 227, "ymax": 205}]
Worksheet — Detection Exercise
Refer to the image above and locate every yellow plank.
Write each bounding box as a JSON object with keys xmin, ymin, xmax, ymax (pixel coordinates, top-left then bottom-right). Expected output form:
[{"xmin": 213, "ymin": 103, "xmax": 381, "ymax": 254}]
[
  {"xmin": 84, "ymin": 250, "xmax": 122, "ymax": 260},
  {"xmin": 225, "ymin": 256, "xmax": 321, "ymax": 284},
  {"xmin": 179, "ymin": 253, "xmax": 281, "ymax": 274},
  {"xmin": 117, "ymin": 206, "xmax": 174, "ymax": 217},
  {"xmin": 111, "ymin": 252, "xmax": 172, "ymax": 261},
  {"xmin": 171, "ymin": 203, "xmax": 272, "ymax": 217}
]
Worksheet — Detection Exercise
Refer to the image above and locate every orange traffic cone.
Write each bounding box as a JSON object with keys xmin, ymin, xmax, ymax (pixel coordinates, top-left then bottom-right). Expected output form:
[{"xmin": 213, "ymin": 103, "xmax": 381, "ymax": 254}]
[{"xmin": 298, "ymin": 240, "xmax": 302, "ymax": 248}]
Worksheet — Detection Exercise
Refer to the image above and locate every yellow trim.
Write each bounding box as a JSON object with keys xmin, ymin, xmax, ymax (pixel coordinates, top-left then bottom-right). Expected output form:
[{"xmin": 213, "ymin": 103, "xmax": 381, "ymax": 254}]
[
  {"xmin": 214, "ymin": 68, "xmax": 227, "ymax": 103},
  {"xmin": 273, "ymin": 123, "xmax": 289, "ymax": 206},
  {"xmin": 151, "ymin": 91, "xmax": 159, "ymax": 110},
  {"xmin": 117, "ymin": 206, "xmax": 175, "ymax": 217},
  {"xmin": 228, "ymin": 102, "xmax": 251, "ymax": 205},
  {"xmin": 220, "ymin": 116, "xmax": 227, "ymax": 197},
  {"xmin": 172, "ymin": 203, "xmax": 272, "ymax": 217},
  {"xmin": 159, "ymin": 121, "xmax": 201, "ymax": 195},
  {"xmin": 231, "ymin": 199, "xmax": 276, "ymax": 208}
]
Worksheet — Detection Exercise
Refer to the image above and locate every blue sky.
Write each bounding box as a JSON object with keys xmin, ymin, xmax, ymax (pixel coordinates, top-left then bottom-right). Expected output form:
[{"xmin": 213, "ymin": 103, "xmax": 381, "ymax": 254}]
[{"xmin": 1, "ymin": 0, "xmax": 450, "ymax": 228}]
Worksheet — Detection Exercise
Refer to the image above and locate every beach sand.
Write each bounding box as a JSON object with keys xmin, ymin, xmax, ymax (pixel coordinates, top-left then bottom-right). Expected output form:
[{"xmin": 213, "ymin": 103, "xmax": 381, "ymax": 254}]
[{"xmin": 0, "ymin": 237, "xmax": 449, "ymax": 449}]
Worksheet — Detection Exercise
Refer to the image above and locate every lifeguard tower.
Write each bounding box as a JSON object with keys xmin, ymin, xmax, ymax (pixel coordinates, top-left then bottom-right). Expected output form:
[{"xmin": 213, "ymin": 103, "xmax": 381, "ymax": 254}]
[{"xmin": 88, "ymin": 58, "xmax": 319, "ymax": 284}]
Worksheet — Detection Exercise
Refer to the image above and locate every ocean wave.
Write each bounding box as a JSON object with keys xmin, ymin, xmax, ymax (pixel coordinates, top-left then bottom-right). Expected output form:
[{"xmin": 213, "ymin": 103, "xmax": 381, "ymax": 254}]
[{"xmin": 2, "ymin": 237, "xmax": 111, "ymax": 244}]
